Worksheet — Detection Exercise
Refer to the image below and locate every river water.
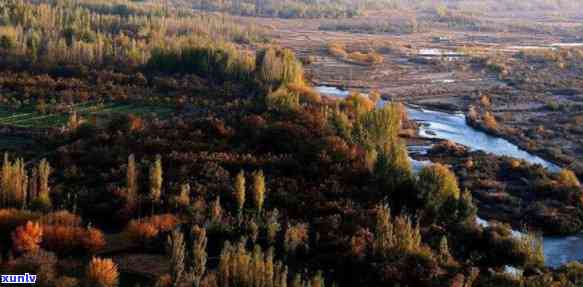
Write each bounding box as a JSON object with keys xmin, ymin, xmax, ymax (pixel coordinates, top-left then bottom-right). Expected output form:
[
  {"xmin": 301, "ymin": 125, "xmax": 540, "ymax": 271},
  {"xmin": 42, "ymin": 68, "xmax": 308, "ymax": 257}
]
[{"xmin": 315, "ymin": 85, "xmax": 580, "ymax": 268}]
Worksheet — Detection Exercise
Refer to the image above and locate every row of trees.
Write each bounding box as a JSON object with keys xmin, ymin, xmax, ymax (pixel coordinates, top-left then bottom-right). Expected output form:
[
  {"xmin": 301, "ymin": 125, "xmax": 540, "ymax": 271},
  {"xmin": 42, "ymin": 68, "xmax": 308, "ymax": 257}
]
[
  {"xmin": 0, "ymin": 0, "xmax": 267, "ymax": 70},
  {"xmin": 1, "ymin": 155, "xmax": 51, "ymax": 210}
]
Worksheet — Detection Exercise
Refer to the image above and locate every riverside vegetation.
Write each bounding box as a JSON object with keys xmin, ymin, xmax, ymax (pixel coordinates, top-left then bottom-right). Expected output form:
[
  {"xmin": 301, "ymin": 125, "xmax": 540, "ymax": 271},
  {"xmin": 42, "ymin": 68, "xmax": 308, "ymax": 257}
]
[{"xmin": 0, "ymin": 0, "xmax": 583, "ymax": 287}]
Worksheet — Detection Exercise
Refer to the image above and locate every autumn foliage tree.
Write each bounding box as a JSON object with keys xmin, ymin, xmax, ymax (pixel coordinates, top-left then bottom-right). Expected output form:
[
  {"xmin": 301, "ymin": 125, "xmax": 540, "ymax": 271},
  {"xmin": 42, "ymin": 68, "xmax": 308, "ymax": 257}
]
[
  {"xmin": 252, "ymin": 170, "xmax": 266, "ymax": 214},
  {"xmin": 150, "ymin": 155, "xmax": 163, "ymax": 205},
  {"xmin": 1, "ymin": 154, "xmax": 28, "ymax": 208},
  {"xmin": 190, "ymin": 225, "xmax": 208, "ymax": 287},
  {"xmin": 373, "ymin": 205, "xmax": 427, "ymax": 263},
  {"xmin": 234, "ymin": 170, "xmax": 246, "ymax": 219},
  {"xmin": 167, "ymin": 229, "xmax": 185, "ymax": 286},
  {"xmin": 126, "ymin": 154, "xmax": 138, "ymax": 206}
]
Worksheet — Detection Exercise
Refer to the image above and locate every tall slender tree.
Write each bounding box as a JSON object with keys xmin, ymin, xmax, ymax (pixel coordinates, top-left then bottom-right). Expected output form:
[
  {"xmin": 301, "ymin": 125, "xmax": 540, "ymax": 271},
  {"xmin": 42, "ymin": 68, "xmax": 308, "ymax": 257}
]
[{"xmin": 149, "ymin": 155, "xmax": 163, "ymax": 206}]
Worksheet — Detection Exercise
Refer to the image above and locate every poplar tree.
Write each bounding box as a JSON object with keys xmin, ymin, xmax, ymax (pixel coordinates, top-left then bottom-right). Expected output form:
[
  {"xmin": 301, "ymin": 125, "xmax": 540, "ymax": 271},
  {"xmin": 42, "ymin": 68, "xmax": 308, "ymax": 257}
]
[
  {"xmin": 190, "ymin": 226, "xmax": 208, "ymax": 287},
  {"xmin": 167, "ymin": 229, "xmax": 185, "ymax": 286},
  {"xmin": 126, "ymin": 154, "xmax": 138, "ymax": 205},
  {"xmin": 149, "ymin": 155, "xmax": 163, "ymax": 205},
  {"xmin": 252, "ymin": 170, "xmax": 266, "ymax": 214},
  {"xmin": 235, "ymin": 170, "xmax": 246, "ymax": 219}
]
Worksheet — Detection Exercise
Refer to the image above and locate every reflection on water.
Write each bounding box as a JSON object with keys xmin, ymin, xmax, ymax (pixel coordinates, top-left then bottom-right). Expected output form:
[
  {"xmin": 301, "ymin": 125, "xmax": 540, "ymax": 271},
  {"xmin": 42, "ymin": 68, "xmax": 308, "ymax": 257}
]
[{"xmin": 317, "ymin": 85, "xmax": 578, "ymax": 267}]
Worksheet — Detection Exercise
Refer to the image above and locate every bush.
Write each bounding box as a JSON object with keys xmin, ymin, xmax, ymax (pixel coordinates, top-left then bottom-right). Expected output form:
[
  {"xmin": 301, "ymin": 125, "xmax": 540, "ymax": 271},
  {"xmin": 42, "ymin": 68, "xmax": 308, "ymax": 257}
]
[
  {"xmin": 417, "ymin": 163, "xmax": 461, "ymax": 207},
  {"xmin": 125, "ymin": 220, "xmax": 159, "ymax": 242},
  {"xmin": 483, "ymin": 111, "xmax": 498, "ymax": 130},
  {"xmin": 557, "ymin": 169, "xmax": 581, "ymax": 188},
  {"xmin": 327, "ymin": 42, "xmax": 384, "ymax": 65},
  {"xmin": 86, "ymin": 257, "xmax": 119, "ymax": 287},
  {"xmin": 558, "ymin": 262, "xmax": 583, "ymax": 284},
  {"xmin": 40, "ymin": 210, "xmax": 82, "ymax": 226},
  {"xmin": 0, "ymin": 209, "xmax": 40, "ymax": 235},
  {"xmin": 284, "ymin": 223, "xmax": 309, "ymax": 255},
  {"xmin": 41, "ymin": 225, "xmax": 106, "ymax": 254},
  {"xmin": 11, "ymin": 221, "xmax": 43, "ymax": 254},
  {"xmin": 124, "ymin": 214, "xmax": 180, "ymax": 243}
]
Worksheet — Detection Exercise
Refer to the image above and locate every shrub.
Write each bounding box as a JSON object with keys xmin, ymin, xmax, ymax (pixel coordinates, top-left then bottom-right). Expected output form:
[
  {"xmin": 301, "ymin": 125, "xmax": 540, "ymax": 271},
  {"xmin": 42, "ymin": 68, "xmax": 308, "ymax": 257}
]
[
  {"xmin": 149, "ymin": 214, "xmax": 180, "ymax": 232},
  {"xmin": 0, "ymin": 209, "xmax": 40, "ymax": 235},
  {"xmin": 86, "ymin": 257, "xmax": 119, "ymax": 287},
  {"xmin": 40, "ymin": 210, "xmax": 82, "ymax": 226},
  {"xmin": 483, "ymin": 111, "xmax": 498, "ymax": 130},
  {"xmin": 41, "ymin": 225, "xmax": 106, "ymax": 254},
  {"xmin": 559, "ymin": 262, "xmax": 583, "ymax": 284},
  {"xmin": 328, "ymin": 42, "xmax": 348, "ymax": 58},
  {"xmin": 515, "ymin": 232, "xmax": 545, "ymax": 268},
  {"xmin": 125, "ymin": 220, "xmax": 159, "ymax": 242},
  {"xmin": 557, "ymin": 169, "xmax": 581, "ymax": 188},
  {"xmin": 11, "ymin": 221, "xmax": 43, "ymax": 253},
  {"xmin": 480, "ymin": 95, "xmax": 492, "ymax": 107},
  {"xmin": 125, "ymin": 214, "xmax": 179, "ymax": 243},
  {"xmin": 83, "ymin": 228, "xmax": 107, "ymax": 254},
  {"xmin": 327, "ymin": 42, "xmax": 384, "ymax": 65},
  {"xmin": 417, "ymin": 163, "xmax": 461, "ymax": 208},
  {"xmin": 284, "ymin": 223, "xmax": 309, "ymax": 255}
]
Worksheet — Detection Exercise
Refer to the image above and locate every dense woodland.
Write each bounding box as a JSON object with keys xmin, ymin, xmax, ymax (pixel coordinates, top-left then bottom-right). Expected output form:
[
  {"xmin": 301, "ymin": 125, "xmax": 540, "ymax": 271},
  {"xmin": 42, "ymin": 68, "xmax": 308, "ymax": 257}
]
[{"xmin": 0, "ymin": 0, "xmax": 583, "ymax": 287}]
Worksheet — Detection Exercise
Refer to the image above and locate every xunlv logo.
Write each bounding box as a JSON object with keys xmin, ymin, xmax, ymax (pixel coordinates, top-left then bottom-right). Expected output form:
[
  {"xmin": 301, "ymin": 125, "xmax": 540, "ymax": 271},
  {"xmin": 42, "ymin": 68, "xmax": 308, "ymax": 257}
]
[{"xmin": 1, "ymin": 273, "xmax": 37, "ymax": 284}]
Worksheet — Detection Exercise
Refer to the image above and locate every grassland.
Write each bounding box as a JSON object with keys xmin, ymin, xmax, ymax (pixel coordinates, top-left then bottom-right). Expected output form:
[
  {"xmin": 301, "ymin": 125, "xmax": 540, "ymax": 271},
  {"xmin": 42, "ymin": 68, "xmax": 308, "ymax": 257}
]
[{"xmin": 0, "ymin": 102, "xmax": 174, "ymax": 129}]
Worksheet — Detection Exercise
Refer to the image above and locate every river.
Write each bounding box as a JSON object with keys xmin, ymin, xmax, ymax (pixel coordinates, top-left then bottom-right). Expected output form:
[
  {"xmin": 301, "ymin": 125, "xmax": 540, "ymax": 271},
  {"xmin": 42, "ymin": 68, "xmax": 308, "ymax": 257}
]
[{"xmin": 315, "ymin": 85, "xmax": 580, "ymax": 268}]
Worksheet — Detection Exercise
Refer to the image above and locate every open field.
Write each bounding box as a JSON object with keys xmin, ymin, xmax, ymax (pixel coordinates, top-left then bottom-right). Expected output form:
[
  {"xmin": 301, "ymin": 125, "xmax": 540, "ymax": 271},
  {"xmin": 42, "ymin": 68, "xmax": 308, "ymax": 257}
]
[{"xmin": 0, "ymin": 103, "xmax": 174, "ymax": 128}]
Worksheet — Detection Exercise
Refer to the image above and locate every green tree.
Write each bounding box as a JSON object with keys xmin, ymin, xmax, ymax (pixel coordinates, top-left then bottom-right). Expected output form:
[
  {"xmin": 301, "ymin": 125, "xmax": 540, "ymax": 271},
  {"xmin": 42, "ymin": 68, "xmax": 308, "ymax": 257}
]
[
  {"xmin": 417, "ymin": 163, "xmax": 461, "ymax": 222},
  {"xmin": 0, "ymin": 35, "xmax": 14, "ymax": 50}
]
